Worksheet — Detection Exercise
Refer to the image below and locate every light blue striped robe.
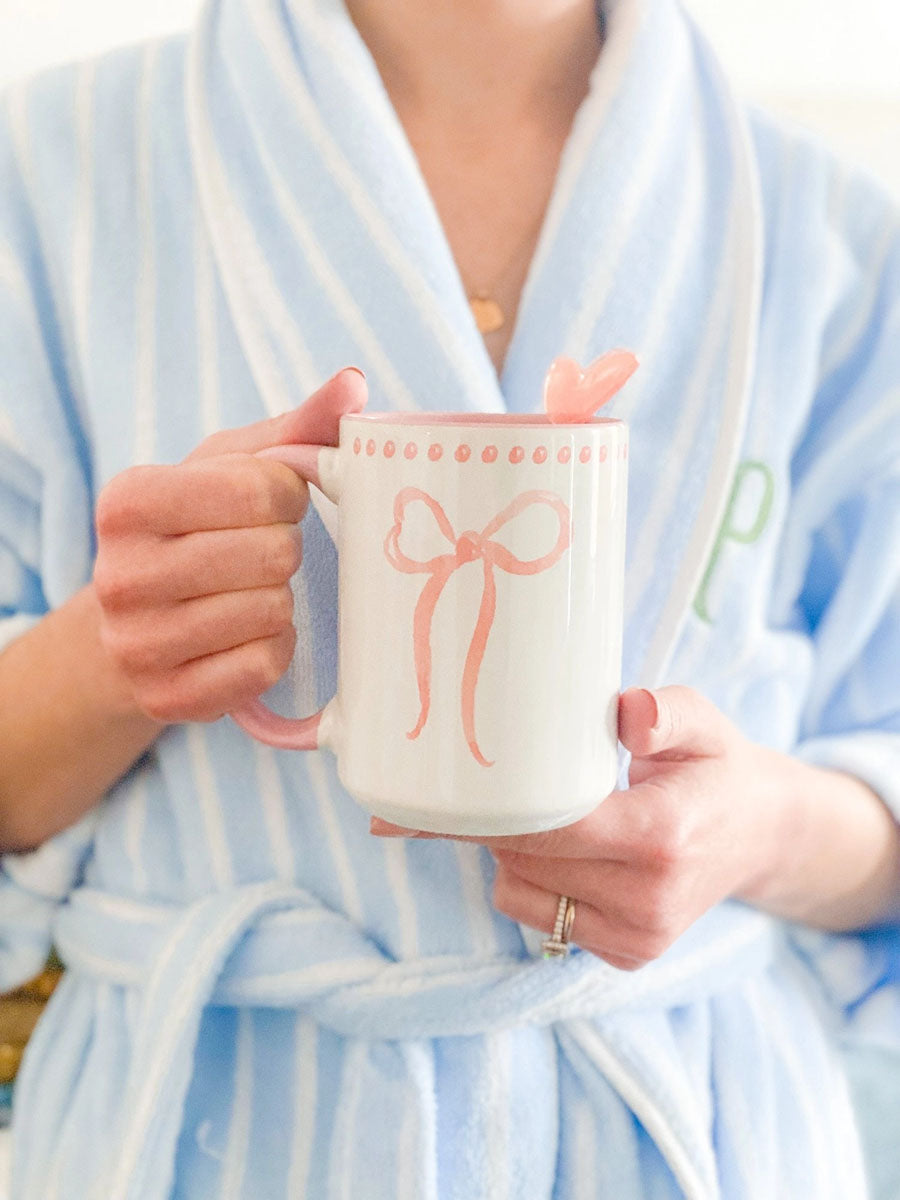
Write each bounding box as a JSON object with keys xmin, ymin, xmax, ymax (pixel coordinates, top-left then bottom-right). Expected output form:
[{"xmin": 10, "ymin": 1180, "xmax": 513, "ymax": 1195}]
[{"xmin": 1, "ymin": 0, "xmax": 899, "ymax": 1195}]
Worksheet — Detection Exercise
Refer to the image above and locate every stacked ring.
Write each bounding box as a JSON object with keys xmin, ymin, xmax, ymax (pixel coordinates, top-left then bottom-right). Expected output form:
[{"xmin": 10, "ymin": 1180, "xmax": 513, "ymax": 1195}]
[{"xmin": 541, "ymin": 895, "xmax": 576, "ymax": 959}]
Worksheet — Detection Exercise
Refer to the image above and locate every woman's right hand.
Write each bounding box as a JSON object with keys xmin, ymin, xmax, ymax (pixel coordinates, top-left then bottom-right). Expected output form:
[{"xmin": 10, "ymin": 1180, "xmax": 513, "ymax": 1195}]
[{"xmin": 91, "ymin": 367, "xmax": 366, "ymax": 724}]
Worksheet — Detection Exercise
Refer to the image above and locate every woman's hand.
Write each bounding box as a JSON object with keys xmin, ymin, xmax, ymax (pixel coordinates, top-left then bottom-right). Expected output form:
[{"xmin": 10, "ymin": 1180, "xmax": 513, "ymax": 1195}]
[
  {"xmin": 371, "ymin": 687, "xmax": 785, "ymax": 969},
  {"xmin": 485, "ymin": 686, "xmax": 792, "ymax": 969},
  {"xmin": 91, "ymin": 367, "xmax": 366, "ymax": 724},
  {"xmin": 371, "ymin": 686, "xmax": 900, "ymax": 965}
]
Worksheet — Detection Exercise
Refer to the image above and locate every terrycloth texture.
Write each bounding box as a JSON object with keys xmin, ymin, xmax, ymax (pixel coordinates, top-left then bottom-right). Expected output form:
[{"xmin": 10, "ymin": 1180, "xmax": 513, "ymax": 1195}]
[
  {"xmin": 1, "ymin": 0, "xmax": 899, "ymax": 1194},
  {"xmin": 844, "ymin": 1047, "xmax": 900, "ymax": 1200}
]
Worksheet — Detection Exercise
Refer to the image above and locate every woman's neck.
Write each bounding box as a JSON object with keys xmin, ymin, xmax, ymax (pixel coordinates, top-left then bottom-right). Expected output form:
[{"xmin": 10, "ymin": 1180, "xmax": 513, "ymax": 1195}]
[{"xmin": 344, "ymin": 0, "xmax": 602, "ymax": 128}]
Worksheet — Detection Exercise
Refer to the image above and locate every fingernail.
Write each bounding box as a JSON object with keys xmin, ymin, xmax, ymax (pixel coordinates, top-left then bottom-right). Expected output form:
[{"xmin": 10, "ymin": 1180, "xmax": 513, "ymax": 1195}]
[
  {"xmin": 638, "ymin": 688, "xmax": 660, "ymax": 730},
  {"xmin": 370, "ymin": 818, "xmax": 419, "ymax": 837},
  {"xmin": 325, "ymin": 366, "xmax": 366, "ymax": 387}
]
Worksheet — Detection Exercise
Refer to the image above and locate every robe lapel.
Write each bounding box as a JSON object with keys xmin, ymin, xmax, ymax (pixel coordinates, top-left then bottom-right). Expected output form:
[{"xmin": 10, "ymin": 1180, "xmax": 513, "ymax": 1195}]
[
  {"xmin": 188, "ymin": 0, "xmax": 502, "ymax": 419},
  {"xmin": 505, "ymin": 0, "xmax": 763, "ymax": 685}
]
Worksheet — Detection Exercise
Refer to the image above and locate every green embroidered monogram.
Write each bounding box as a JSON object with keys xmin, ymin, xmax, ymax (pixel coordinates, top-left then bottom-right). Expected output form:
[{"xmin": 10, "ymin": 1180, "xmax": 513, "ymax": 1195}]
[{"xmin": 693, "ymin": 460, "xmax": 775, "ymax": 624}]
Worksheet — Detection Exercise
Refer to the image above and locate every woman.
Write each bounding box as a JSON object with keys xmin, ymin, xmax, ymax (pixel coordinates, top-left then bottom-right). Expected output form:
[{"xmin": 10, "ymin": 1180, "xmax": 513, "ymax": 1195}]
[{"xmin": 1, "ymin": 0, "xmax": 898, "ymax": 1195}]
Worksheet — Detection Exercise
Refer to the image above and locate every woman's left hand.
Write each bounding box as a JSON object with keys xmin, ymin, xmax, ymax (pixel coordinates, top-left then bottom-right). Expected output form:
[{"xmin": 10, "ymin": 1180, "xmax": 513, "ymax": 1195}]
[{"xmin": 370, "ymin": 686, "xmax": 795, "ymax": 970}]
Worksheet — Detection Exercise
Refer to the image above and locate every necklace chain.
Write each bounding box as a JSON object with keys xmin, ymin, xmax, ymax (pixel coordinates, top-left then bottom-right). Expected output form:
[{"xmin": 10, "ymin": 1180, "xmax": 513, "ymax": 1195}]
[
  {"xmin": 465, "ymin": 203, "xmax": 547, "ymax": 334},
  {"xmin": 461, "ymin": 2, "xmax": 606, "ymax": 335}
]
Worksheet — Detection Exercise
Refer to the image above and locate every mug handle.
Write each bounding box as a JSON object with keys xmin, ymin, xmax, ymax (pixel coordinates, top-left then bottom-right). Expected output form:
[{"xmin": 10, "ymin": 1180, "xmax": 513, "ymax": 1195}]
[{"xmin": 228, "ymin": 442, "xmax": 342, "ymax": 751}]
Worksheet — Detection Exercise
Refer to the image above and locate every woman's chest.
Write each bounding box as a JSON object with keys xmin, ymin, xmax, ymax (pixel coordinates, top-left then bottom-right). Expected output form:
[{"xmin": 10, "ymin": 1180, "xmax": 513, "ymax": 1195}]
[{"xmin": 397, "ymin": 115, "xmax": 572, "ymax": 376}]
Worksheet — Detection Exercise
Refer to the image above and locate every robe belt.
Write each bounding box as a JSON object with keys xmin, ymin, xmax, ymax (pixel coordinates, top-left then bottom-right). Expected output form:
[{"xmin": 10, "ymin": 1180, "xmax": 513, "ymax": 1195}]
[
  {"xmin": 51, "ymin": 881, "xmax": 776, "ymax": 1200},
  {"xmin": 53, "ymin": 880, "xmax": 776, "ymax": 1040}
]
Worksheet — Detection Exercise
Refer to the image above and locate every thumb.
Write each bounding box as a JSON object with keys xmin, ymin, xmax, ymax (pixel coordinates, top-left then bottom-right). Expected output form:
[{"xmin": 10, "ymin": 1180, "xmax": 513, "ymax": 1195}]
[
  {"xmin": 618, "ymin": 685, "xmax": 732, "ymax": 760},
  {"xmin": 187, "ymin": 366, "xmax": 367, "ymax": 461}
]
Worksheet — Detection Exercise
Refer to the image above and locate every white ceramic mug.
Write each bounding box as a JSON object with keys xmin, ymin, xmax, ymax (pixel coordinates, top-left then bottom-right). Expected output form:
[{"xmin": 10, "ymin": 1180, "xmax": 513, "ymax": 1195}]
[{"xmin": 231, "ymin": 413, "xmax": 628, "ymax": 836}]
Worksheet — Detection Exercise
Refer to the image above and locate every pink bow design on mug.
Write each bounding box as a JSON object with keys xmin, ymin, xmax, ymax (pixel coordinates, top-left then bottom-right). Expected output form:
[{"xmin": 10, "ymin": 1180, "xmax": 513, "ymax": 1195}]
[{"xmin": 384, "ymin": 488, "xmax": 572, "ymax": 767}]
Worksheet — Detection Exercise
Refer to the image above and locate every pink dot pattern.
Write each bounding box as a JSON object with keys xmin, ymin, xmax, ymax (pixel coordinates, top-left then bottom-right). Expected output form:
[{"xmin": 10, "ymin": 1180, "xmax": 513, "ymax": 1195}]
[{"xmin": 348, "ymin": 436, "xmax": 627, "ymax": 463}]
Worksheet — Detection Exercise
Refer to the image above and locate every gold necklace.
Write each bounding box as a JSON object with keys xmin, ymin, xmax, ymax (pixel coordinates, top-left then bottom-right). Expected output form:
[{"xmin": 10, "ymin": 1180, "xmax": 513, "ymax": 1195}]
[
  {"xmin": 465, "ymin": 206, "xmax": 547, "ymax": 335},
  {"xmin": 461, "ymin": 3, "xmax": 606, "ymax": 337},
  {"xmin": 469, "ymin": 294, "xmax": 506, "ymax": 336}
]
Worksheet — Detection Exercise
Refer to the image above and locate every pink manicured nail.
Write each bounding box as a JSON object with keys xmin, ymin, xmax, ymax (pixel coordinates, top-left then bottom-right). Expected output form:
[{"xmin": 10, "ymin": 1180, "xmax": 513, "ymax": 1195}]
[
  {"xmin": 638, "ymin": 688, "xmax": 660, "ymax": 730},
  {"xmin": 370, "ymin": 818, "xmax": 419, "ymax": 837},
  {"xmin": 345, "ymin": 366, "xmax": 366, "ymax": 380}
]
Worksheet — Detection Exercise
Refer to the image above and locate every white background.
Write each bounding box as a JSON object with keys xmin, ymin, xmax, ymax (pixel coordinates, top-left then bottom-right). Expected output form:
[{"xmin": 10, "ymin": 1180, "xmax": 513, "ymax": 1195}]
[{"xmin": 0, "ymin": 0, "xmax": 897, "ymax": 195}]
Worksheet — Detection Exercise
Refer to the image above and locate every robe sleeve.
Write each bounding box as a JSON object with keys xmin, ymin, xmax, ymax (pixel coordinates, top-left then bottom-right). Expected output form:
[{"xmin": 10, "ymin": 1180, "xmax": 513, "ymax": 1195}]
[
  {"xmin": 780, "ymin": 164, "xmax": 900, "ymax": 1051},
  {"xmin": 0, "ymin": 82, "xmax": 99, "ymax": 992}
]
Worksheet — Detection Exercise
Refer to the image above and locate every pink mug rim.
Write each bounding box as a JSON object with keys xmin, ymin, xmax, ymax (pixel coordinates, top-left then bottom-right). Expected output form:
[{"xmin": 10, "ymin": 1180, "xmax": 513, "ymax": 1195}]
[{"xmin": 341, "ymin": 412, "xmax": 624, "ymax": 429}]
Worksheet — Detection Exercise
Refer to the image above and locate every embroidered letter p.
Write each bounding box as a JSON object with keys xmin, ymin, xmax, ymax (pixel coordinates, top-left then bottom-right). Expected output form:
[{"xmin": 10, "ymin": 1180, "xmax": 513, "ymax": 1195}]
[{"xmin": 693, "ymin": 460, "xmax": 774, "ymax": 624}]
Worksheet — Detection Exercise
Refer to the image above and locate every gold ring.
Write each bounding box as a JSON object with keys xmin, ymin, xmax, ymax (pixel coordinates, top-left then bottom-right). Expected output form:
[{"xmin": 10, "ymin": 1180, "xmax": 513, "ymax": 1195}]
[
  {"xmin": 542, "ymin": 895, "xmax": 576, "ymax": 959},
  {"xmin": 562, "ymin": 895, "xmax": 576, "ymax": 942}
]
